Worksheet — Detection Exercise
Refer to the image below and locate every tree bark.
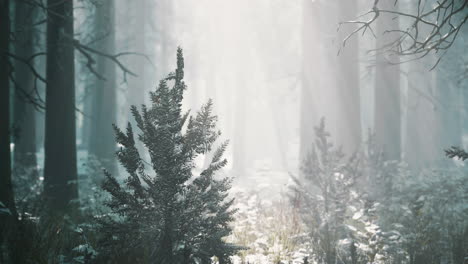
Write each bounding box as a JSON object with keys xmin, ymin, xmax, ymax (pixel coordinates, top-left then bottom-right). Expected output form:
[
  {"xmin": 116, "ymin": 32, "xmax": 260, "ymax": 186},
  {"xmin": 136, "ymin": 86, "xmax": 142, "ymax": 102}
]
[
  {"xmin": 89, "ymin": 0, "xmax": 117, "ymax": 175},
  {"xmin": 13, "ymin": 0, "xmax": 37, "ymax": 178},
  {"xmin": 0, "ymin": 0, "xmax": 15, "ymax": 215},
  {"xmin": 0, "ymin": 0, "xmax": 18, "ymax": 260},
  {"xmin": 43, "ymin": 0, "xmax": 78, "ymax": 213},
  {"xmin": 374, "ymin": 1, "xmax": 401, "ymax": 161}
]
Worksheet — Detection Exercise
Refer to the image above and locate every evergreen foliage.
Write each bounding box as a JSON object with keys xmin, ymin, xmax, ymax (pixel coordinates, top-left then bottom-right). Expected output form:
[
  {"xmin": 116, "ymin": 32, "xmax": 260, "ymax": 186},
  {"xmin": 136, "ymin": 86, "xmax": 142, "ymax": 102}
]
[
  {"xmin": 445, "ymin": 146, "xmax": 468, "ymax": 161},
  {"xmin": 97, "ymin": 48, "xmax": 239, "ymax": 263},
  {"xmin": 292, "ymin": 118, "xmax": 363, "ymax": 264},
  {"xmin": 293, "ymin": 120, "xmax": 468, "ymax": 264}
]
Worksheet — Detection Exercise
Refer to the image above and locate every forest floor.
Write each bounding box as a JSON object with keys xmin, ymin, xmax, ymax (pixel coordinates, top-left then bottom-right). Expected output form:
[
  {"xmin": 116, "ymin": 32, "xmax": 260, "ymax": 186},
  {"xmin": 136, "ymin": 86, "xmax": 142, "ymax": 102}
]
[
  {"xmin": 31, "ymin": 145, "xmax": 308, "ymax": 264},
  {"xmin": 226, "ymin": 156, "xmax": 310, "ymax": 264}
]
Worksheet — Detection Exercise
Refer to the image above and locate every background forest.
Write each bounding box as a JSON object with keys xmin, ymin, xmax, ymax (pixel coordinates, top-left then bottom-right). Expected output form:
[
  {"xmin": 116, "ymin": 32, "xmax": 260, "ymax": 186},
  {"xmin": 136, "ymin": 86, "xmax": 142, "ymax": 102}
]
[{"xmin": 1, "ymin": 0, "xmax": 467, "ymax": 263}]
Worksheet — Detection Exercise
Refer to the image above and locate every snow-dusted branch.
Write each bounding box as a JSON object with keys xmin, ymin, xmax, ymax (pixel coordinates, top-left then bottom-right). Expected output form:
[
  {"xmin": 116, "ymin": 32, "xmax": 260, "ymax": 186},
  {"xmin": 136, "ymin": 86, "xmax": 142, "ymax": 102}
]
[{"xmin": 339, "ymin": 0, "xmax": 467, "ymax": 68}]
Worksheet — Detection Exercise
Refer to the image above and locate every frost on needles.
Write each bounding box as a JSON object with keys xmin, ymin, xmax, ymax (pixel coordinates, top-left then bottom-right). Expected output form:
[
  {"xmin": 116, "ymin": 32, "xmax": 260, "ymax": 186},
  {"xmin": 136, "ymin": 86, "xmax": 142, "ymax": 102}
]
[{"xmin": 97, "ymin": 48, "xmax": 241, "ymax": 264}]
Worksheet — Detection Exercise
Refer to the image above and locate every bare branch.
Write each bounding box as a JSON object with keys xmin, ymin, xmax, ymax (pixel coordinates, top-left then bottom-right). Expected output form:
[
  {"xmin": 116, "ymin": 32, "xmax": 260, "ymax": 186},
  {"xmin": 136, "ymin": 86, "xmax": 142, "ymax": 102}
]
[
  {"xmin": 5, "ymin": 51, "xmax": 47, "ymax": 83},
  {"xmin": 72, "ymin": 38, "xmax": 141, "ymax": 81},
  {"xmin": 339, "ymin": 0, "xmax": 468, "ymax": 67},
  {"xmin": 7, "ymin": 60, "xmax": 45, "ymax": 111}
]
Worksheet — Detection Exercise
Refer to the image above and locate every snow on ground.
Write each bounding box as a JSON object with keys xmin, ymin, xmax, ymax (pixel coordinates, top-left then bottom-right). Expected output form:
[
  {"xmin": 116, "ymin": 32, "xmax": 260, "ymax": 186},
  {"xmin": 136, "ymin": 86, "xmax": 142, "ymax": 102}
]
[{"xmin": 226, "ymin": 158, "xmax": 311, "ymax": 264}]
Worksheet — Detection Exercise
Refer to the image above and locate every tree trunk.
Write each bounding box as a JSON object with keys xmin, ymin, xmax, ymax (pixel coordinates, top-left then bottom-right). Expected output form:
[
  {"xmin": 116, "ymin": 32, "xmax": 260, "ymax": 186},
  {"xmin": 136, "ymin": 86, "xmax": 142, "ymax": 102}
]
[
  {"xmin": 438, "ymin": 84, "xmax": 462, "ymax": 152},
  {"xmin": 0, "ymin": 0, "xmax": 18, "ymax": 261},
  {"xmin": 404, "ymin": 0, "xmax": 451, "ymax": 168},
  {"xmin": 89, "ymin": 0, "xmax": 117, "ymax": 175},
  {"xmin": 126, "ymin": 0, "xmax": 147, "ymax": 119},
  {"xmin": 374, "ymin": 1, "xmax": 401, "ymax": 161},
  {"xmin": 267, "ymin": 92, "xmax": 289, "ymax": 171},
  {"xmin": 436, "ymin": 29, "xmax": 464, "ymax": 166},
  {"xmin": 158, "ymin": 0, "xmax": 172, "ymax": 77},
  {"xmin": 43, "ymin": 0, "xmax": 78, "ymax": 214},
  {"xmin": 34, "ymin": 20, "xmax": 46, "ymax": 157},
  {"xmin": 336, "ymin": 0, "xmax": 361, "ymax": 154},
  {"xmin": 0, "ymin": 0, "xmax": 15, "ymax": 215},
  {"xmin": 13, "ymin": 0, "xmax": 37, "ymax": 179},
  {"xmin": 232, "ymin": 76, "xmax": 247, "ymax": 178},
  {"xmin": 405, "ymin": 59, "xmax": 439, "ymax": 168},
  {"xmin": 300, "ymin": 0, "xmax": 322, "ymax": 163}
]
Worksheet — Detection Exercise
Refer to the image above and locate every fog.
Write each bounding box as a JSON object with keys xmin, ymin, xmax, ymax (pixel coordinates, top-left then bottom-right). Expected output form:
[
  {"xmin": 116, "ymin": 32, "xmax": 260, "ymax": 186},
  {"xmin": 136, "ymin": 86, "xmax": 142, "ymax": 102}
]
[
  {"xmin": 110, "ymin": 0, "xmax": 467, "ymax": 186},
  {"xmin": 112, "ymin": 0, "xmax": 304, "ymax": 189},
  {"xmin": 3, "ymin": 0, "xmax": 467, "ymax": 263}
]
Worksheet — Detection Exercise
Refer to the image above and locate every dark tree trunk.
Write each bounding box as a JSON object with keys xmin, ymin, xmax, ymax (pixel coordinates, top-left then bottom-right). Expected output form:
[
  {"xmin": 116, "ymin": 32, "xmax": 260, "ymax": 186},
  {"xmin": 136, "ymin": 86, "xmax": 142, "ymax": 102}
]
[
  {"xmin": 0, "ymin": 0, "xmax": 15, "ymax": 215},
  {"xmin": 89, "ymin": 0, "xmax": 117, "ymax": 175},
  {"xmin": 374, "ymin": 1, "xmax": 401, "ymax": 161},
  {"xmin": 463, "ymin": 75, "xmax": 468, "ymax": 145},
  {"xmin": 81, "ymin": 84, "xmax": 92, "ymax": 149},
  {"xmin": 43, "ymin": 0, "xmax": 78, "ymax": 214},
  {"xmin": 13, "ymin": 0, "xmax": 37, "ymax": 178},
  {"xmin": 0, "ymin": 0, "xmax": 18, "ymax": 260}
]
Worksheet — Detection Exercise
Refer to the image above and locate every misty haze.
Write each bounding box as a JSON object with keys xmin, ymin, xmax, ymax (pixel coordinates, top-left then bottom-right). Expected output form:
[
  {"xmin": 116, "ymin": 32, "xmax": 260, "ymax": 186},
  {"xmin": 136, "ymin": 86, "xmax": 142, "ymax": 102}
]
[{"xmin": 1, "ymin": 0, "xmax": 467, "ymax": 263}]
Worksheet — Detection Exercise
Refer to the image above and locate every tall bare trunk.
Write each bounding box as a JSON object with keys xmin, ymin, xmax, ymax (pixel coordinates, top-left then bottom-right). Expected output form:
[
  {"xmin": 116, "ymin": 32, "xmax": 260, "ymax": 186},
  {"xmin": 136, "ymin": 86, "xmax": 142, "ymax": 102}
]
[
  {"xmin": 374, "ymin": 1, "xmax": 401, "ymax": 161},
  {"xmin": 13, "ymin": 0, "xmax": 37, "ymax": 178},
  {"xmin": 0, "ymin": 0, "xmax": 18, "ymax": 260},
  {"xmin": 336, "ymin": 0, "xmax": 361, "ymax": 154},
  {"xmin": 232, "ymin": 75, "xmax": 247, "ymax": 177},
  {"xmin": 89, "ymin": 0, "xmax": 117, "ymax": 175},
  {"xmin": 158, "ymin": 0, "xmax": 172, "ymax": 76},
  {"xmin": 300, "ymin": 0, "xmax": 322, "ymax": 162},
  {"xmin": 127, "ymin": 0, "xmax": 147, "ymax": 117},
  {"xmin": 404, "ymin": 1, "xmax": 446, "ymax": 168},
  {"xmin": 44, "ymin": 0, "xmax": 78, "ymax": 213},
  {"xmin": 436, "ymin": 33, "xmax": 463, "ymax": 165},
  {"xmin": 405, "ymin": 59, "xmax": 439, "ymax": 167},
  {"xmin": 0, "ymin": 0, "xmax": 16, "ymax": 216}
]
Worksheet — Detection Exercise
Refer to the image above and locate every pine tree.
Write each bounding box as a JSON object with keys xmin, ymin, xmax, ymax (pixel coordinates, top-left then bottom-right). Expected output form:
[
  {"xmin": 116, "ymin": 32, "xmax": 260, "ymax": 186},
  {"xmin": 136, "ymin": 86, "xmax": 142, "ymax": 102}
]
[
  {"xmin": 293, "ymin": 118, "xmax": 363, "ymax": 264},
  {"xmin": 97, "ymin": 48, "xmax": 239, "ymax": 263}
]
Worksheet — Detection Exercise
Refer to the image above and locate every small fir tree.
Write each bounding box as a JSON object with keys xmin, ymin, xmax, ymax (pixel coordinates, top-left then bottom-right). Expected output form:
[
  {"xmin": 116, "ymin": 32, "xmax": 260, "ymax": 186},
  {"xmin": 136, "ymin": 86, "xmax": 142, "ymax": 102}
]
[
  {"xmin": 97, "ymin": 48, "xmax": 239, "ymax": 264},
  {"xmin": 292, "ymin": 118, "xmax": 364, "ymax": 264}
]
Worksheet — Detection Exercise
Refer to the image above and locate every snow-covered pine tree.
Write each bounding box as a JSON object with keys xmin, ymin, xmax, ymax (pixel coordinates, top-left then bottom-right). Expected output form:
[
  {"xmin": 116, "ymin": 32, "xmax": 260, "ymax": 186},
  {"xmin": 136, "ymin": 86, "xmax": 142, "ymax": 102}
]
[
  {"xmin": 292, "ymin": 118, "xmax": 364, "ymax": 264},
  {"xmin": 97, "ymin": 48, "xmax": 239, "ymax": 264}
]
